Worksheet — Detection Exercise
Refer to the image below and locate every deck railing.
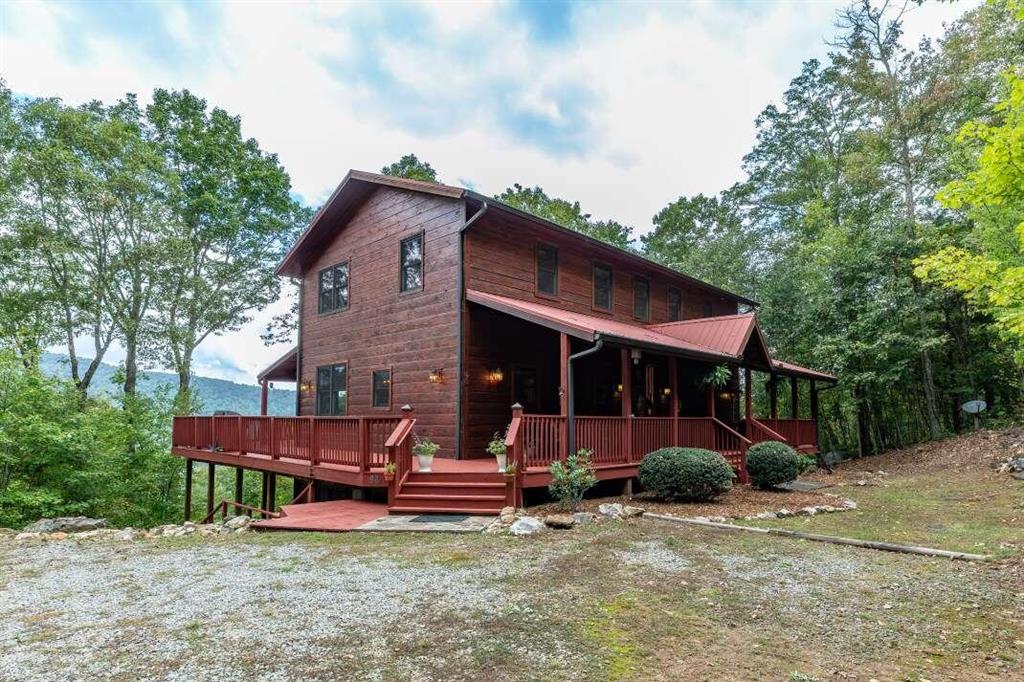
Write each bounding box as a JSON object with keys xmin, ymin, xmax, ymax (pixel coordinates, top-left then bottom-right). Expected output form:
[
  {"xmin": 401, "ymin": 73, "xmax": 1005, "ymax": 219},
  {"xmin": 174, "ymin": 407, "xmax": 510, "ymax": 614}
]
[
  {"xmin": 743, "ymin": 418, "xmax": 788, "ymax": 445},
  {"xmin": 763, "ymin": 418, "xmax": 818, "ymax": 449},
  {"xmin": 384, "ymin": 407, "xmax": 417, "ymax": 506},
  {"xmin": 513, "ymin": 413, "xmax": 753, "ymax": 481},
  {"xmin": 172, "ymin": 415, "xmax": 403, "ymax": 471}
]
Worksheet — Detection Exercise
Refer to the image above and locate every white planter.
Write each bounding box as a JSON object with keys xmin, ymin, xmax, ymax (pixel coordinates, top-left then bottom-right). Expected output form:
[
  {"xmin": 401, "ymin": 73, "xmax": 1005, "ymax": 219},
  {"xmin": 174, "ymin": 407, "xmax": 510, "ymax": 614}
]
[
  {"xmin": 495, "ymin": 453, "xmax": 507, "ymax": 473},
  {"xmin": 416, "ymin": 454, "xmax": 434, "ymax": 472}
]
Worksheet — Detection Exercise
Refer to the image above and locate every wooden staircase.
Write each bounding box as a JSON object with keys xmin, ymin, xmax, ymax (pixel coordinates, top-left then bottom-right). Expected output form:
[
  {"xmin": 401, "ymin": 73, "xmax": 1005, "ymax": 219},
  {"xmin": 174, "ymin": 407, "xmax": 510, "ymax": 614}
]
[{"xmin": 389, "ymin": 471, "xmax": 508, "ymax": 515}]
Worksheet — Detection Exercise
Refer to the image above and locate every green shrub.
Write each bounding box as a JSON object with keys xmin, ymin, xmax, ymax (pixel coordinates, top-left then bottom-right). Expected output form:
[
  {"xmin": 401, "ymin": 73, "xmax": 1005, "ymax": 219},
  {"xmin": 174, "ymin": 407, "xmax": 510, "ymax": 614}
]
[
  {"xmin": 548, "ymin": 449, "xmax": 598, "ymax": 511},
  {"xmin": 637, "ymin": 447, "xmax": 733, "ymax": 502},
  {"xmin": 797, "ymin": 454, "xmax": 818, "ymax": 474},
  {"xmin": 746, "ymin": 441, "xmax": 801, "ymax": 489}
]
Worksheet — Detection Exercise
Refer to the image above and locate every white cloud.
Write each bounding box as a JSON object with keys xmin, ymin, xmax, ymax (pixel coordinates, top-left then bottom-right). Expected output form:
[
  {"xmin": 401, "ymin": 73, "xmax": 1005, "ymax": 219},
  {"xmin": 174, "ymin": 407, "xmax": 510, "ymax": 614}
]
[{"xmin": 1, "ymin": 0, "xmax": 978, "ymax": 384}]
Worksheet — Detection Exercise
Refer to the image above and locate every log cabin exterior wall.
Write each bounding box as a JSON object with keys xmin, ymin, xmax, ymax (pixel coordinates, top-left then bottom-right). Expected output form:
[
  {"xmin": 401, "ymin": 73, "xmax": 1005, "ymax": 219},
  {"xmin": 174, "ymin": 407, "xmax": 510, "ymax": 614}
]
[
  {"xmin": 298, "ymin": 186, "xmax": 463, "ymax": 457},
  {"xmin": 463, "ymin": 211, "xmax": 739, "ymax": 326}
]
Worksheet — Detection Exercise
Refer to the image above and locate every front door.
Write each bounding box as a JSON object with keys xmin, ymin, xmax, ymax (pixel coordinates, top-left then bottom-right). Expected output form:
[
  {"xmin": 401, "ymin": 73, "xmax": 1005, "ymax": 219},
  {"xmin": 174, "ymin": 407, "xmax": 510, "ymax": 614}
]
[{"xmin": 511, "ymin": 365, "xmax": 540, "ymax": 413}]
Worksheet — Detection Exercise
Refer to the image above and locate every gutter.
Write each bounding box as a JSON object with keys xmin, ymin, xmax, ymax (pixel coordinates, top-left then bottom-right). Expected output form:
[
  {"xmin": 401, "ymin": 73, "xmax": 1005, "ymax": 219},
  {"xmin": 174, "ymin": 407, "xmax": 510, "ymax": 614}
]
[
  {"xmin": 566, "ymin": 335, "xmax": 605, "ymax": 458},
  {"xmin": 454, "ymin": 200, "xmax": 489, "ymax": 459}
]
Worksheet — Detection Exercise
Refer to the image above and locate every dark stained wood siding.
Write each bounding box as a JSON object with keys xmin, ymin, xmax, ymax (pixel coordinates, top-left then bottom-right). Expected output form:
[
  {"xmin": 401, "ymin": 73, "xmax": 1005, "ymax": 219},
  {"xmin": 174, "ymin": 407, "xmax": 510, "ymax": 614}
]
[
  {"xmin": 299, "ymin": 186, "xmax": 463, "ymax": 458},
  {"xmin": 464, "ymin": 211, "xmax": 738, "ymax": 325}
]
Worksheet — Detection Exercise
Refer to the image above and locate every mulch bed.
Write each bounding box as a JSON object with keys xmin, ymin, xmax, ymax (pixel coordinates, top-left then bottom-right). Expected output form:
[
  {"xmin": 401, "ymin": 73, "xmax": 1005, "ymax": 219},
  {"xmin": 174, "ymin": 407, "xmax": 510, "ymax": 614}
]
[{"xmin": 529, "ymin": 485, "xmax": 842, "ymax": 520}]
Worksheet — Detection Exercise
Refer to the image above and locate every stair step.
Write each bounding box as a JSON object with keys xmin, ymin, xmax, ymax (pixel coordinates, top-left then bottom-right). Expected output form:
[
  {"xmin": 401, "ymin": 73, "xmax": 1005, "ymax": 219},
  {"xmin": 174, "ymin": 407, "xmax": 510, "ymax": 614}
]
[
  {"xmin": 400, "ymin": 482, "xmax": 505, "ymax": 496},
  {"xmin": 396, "ymin": 493, "xmax": 505, "ymax": 502},
  {"xmin": 388, "ymin": 506, "xmax": 502, "ymax": 516},
  {"xmin": 405, "ymin": 472, "xmax": 505, "ymax": 484}
]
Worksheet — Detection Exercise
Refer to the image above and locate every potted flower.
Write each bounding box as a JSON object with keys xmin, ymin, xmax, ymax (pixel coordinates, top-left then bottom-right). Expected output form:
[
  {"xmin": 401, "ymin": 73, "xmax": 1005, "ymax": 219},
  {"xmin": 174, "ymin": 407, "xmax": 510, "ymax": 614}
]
[
  {"xmin": 382, "ymin": 461, "xmax": 396, "ymax": 482},
  {"xmin": 412, "ymin": 435, "xmax": 439, "ymax": 473},
  {"xmin": 487, "ymin": 431, "xmax": 508, "ymax": 473},
  {"xmin": 502, "ymin": 461, "xmax": 518, "ymax": 478}
]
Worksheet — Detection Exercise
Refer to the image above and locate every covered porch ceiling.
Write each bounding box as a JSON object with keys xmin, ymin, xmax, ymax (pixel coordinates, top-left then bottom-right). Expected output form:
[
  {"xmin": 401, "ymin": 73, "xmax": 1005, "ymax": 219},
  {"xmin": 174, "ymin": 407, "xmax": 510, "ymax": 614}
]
[
  {"xmin": 257, "ymin": 346, "xmax": 298, "ymax": 383},
  {"xmin": 466, "ymin": 289, "xmax": 835, "ymax": 384}
]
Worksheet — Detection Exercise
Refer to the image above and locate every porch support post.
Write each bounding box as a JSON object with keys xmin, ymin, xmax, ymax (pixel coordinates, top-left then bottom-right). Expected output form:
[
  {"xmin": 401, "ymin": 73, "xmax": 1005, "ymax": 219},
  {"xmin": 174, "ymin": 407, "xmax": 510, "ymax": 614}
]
[
  {"xmin": 810, "ymin": 380, "xmax": 820, "ymax": 447},
  {"xmin": 559, "ymin": 332, "xmax": 570, "ymax": 459},
  {"xmin": 260, "ymin": 379, "xmax": 269, "ymax": 416},
  {"xmin": 744, "ymin": 367, "xmax": 753, "ymax": 425},
  {"xmin": 790, "ymin": 376, "xmax": 799, "ymax": 419},
  {"xmin": 706, "ymin": 382, "xmax": 715, "ymax": 419},
  {"xmin": 669, "ymin": 356, "xmax": 679, "ymax": 445},
  {"xmin": 621, "ymin": 348, "xmax": 632, "ymax": 462},
  {"xmin": 206, "ymin": 462, "xmax": 215, "ymax": 519},
  {"xmin": 184, "ymin": 458, "xmax": 193, "ymax": 522},
  {"xmin": 769, "ymin": 374, "xmax": 778, "ymax": 421},
  {"xmin": 234, "ymin": 467, "xmax": 243, "ymax": 508}
]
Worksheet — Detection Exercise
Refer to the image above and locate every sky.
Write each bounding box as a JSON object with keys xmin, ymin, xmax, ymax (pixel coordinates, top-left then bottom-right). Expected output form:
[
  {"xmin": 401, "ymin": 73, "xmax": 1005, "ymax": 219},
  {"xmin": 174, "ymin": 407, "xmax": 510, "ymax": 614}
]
[{"xmin": 1, "ymin": 0, "xmax": 974, "ymax": 386}]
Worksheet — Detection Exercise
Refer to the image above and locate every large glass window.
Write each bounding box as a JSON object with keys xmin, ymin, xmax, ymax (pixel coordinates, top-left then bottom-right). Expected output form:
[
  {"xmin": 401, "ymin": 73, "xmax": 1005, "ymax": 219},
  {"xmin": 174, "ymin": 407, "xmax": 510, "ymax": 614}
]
[
  {"xmin": 372, "ymin": 369, "xmax": 392, "ymax": 408},
  {"xmin": 667, "ymin": 287, "xmax": 682, "ymax": 321},
  {"xmin": 633, "ymin": 277, "xmax": 650, "ymax": 321},
  {"xmin": 400, "ymin": 233, "xmax": 424, "ymax": 292},
  {"xmin": 315, "ymin": 363, "xmax": 347, "ymax": 416},
  {"xmin": 536, "ymin": 243, "xmax": 558, "ymax": 296},
  {"xmin": 318, "ymin": 261, "xmax": 349, "ymax": 314},
  {"xmin": 593, "ymin": 263, "xmax": 613, "ymax": 311}
]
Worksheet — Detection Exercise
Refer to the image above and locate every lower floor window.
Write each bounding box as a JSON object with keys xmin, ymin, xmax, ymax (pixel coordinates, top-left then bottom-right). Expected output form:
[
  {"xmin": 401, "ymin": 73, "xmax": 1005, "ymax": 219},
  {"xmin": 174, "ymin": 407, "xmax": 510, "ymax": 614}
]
[
  {"xmin": 316, "ymin": 363, "xmax": 347, "ymax": 415},
  {"xmin": 372, "ymin": 368, "xmax": 392, "ymax": 408}
]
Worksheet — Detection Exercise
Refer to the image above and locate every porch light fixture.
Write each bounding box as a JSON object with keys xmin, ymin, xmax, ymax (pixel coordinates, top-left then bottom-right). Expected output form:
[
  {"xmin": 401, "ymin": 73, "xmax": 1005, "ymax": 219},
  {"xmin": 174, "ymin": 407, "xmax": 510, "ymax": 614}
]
[
  {"xmin": 662, "ymin": 387, "xmax": 672, "ymax": 396},
  {"xmin": 631, "ymin": 349, "xmax": 642, "ymax": 365},
  {"xmin": 718, "ymin": 390, "xmax": 733, "ymax": 400},
  {"xmin": 300, "ymin": 380, "xmax": 314, "ymax": 393},
  {"xmin": 487, "ymin": 367, "xmax": 504, "ymax": 384},
  {"xmin": 428, "ymin": 368, "xmax": 444, "ymax": 384}
]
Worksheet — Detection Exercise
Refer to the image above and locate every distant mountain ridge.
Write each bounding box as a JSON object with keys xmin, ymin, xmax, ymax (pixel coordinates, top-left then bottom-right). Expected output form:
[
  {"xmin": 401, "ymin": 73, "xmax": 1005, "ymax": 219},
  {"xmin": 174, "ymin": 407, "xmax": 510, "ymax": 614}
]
[{"xmin": 40, "ymin": 352, "xmax": 297, "ymax": 416}]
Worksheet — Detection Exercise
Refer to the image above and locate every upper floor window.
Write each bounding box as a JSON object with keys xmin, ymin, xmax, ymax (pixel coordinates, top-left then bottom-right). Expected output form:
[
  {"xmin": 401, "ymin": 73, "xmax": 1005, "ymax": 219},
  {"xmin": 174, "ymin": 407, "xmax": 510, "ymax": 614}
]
[
  {"xmin": 318, "ymin": 261, "xmax": 349, "ymax": 314},
  {"xmin": 536, "ymin": 243, "xmax": 558, "ymax": 297},
  {"xmin": 593, "ymin": 263, "xmax": 613, "ymax": 311},
  {"xmin": 667, "ymin": 287, "xmax": 682, "ymax": 321},
  {"xmin": 400, "ymin": 233, "xmax": 424, "ymax": 293},
  {"xmin": 372, "ymin": 368, "xmax": 392, "ymax": 409},
  {"xmin": 316, "ymin": 363, "xmax": 347, "ymax": 416},
  {"xmin": 633, "ymin": 276, "xmax": 650, "ymax": 321}
]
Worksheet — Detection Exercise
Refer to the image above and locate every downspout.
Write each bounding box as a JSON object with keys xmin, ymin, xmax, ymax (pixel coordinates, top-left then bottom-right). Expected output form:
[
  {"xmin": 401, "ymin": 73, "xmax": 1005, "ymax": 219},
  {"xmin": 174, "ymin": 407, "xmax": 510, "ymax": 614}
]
[
  {"xmin": 567, "ymin": 335, "xmax": 604, "ymax": 458},
  {"xmin": 455, "ymin": 200, "xmax": 488, "ymax": 459}
]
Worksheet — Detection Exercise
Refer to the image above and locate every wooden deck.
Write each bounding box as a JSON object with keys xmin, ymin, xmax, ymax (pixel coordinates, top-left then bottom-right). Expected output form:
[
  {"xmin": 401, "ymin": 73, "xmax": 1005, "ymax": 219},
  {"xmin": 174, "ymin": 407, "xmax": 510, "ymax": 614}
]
[{"xmin": 252, "ymin": 500, "xmax": 387, "ymax": 532}]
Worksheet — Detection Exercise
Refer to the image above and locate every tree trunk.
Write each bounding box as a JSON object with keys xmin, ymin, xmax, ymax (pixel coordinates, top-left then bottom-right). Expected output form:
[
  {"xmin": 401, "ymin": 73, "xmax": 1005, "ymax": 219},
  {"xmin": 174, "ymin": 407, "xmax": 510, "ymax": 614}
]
[{"xmin": 124, "ymin": 334, "xmax": 138, "ymax": 397}]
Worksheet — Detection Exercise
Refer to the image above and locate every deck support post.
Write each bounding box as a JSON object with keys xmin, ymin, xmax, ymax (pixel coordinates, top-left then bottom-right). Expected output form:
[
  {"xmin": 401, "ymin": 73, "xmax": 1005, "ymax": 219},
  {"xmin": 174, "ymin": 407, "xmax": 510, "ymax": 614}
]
[
  {"xmin": 790, "ymin": 376, "xmax": 799, "ymax": 419},
  {"xmin": 260, "ymin": 379, "xmax": 269, "ymax": 416},
  {"xmin": 206, "ymin": 463, "xmax": 215, "ymax": 519},
  {"xmin": 234, "ymin": 467, "xmax": 243, "ymax": 508},
  {"xmin": 769, "ymin": 375, "xmax": 778, "ymax": 421},
  {"xmin": 559, "ymin": 333, "xmax": 569, "ymax": 459},
  {"xmin": 621, "ymin": 348, "xmax": 632, "ymax": 462},
  {"xmin": 267, "ymin": 474, "xmax": 277, "ymax": 513},
  {"xmin": 669, "ymin": 356, "xmax": 679, "ymax": 445},
  {"xmin": 260, "ymin": 472, "xmax": 269, "ymax": 516},
  {"xmin": 744, "ymin": 368, "xmax": 753, "ymax": 427},
  {"xmin": 810, "ymin": 380, "xmax": 820, "ymax": 449},
  {"xmin": 184, "ymin": 458, "xmax": 193, "ymax": 522}
]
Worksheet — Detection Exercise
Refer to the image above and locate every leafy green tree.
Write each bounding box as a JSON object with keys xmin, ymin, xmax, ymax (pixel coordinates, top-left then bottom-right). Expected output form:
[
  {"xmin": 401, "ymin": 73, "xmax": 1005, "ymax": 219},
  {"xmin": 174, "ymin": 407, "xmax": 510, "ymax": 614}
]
[
  {"xmin": 381, "ymin": 153, "xmax": 439, "ymax": 182},
  {"xmin": 916, "ymin": 69, "xmax": 1024, "ymax": 365},
  {"xmin": 146, "ymin": 89, "xmax": 308, "ymax": 410},
  {"xmin": 496, "ymin": 183, "xmax": 633, "ymax": 249}
]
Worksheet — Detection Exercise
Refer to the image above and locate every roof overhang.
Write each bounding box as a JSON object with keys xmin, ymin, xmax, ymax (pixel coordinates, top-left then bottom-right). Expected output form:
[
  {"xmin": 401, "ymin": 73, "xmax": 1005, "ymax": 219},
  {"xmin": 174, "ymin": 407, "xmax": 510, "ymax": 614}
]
[{"xmin": 257, "ymin": 346, "xmax": 298, "ymax": 382}]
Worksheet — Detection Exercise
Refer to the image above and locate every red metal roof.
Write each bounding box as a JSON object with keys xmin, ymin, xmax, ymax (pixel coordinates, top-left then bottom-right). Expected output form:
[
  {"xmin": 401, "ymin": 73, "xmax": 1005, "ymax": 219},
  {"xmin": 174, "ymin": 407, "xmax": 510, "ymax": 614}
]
[
  {"xmin": 468, "ymin": 290, "xmax": 836, "ymax": 382},
  {"xmin": 467, "ymin": 290, "xmax": 734, "ymax": 361}
]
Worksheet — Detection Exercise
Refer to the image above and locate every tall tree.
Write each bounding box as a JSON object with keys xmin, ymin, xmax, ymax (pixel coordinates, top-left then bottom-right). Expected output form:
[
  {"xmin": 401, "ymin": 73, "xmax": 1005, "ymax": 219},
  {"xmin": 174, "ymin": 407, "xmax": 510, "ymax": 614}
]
[
  {"xmin": 146, "ymin": 90, "xmax": 308, "ymax": 409},
  {"xmin": 496, "ymin": 183, "xmax": 634, "ymax": 249},
  {"xmin": 381, "ymin": 153, "xmax": 439, "ymax": 182}
]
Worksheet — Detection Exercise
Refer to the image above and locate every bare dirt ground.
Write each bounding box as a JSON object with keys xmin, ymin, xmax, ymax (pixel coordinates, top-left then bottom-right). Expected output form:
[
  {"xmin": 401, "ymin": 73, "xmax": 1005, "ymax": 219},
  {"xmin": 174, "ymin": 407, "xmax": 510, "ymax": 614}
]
[{"xmin": 3, "ymin": 428, "xmax": 1022, "ymax": 681}]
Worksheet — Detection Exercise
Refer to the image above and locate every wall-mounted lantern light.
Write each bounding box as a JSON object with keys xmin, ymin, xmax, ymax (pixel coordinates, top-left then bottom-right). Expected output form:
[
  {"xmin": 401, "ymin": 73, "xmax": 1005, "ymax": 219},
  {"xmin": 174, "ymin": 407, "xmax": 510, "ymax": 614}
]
[
  {"xmin": 631, "ymin": 349, "xmax": 642, "ymax": 365},
  {"xmin": 718, "ymin": 390, "xmax": 733, "ymax": 400},
  {"xmin": 300, "ymin": 380, "xmax": 314, "ymax": 393},
  {"xmin": 487, "ymin": 367, "xmax": 504, "ymax": 384},
  {"xmin": 428, "ymin": 368, "xmax": 444, "ymax": 384},
  {"xmin": 662, "ymin": 387, "xmax": 672, "ymax": 396}
]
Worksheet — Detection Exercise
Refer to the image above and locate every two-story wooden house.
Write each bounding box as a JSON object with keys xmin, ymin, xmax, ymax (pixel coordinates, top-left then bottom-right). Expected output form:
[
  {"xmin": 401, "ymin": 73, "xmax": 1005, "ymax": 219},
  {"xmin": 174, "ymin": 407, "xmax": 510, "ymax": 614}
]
[{"xmin": 171, "ymin": 170, "xmax": 835, "ymax": 520}]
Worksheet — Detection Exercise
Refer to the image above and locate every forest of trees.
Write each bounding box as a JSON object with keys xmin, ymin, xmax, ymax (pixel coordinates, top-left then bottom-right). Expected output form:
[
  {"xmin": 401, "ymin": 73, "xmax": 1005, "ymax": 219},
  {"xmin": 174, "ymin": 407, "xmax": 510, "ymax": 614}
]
[{"xmin": 0, "ymin": 0, "xmax": 1020, "ymax": 528}]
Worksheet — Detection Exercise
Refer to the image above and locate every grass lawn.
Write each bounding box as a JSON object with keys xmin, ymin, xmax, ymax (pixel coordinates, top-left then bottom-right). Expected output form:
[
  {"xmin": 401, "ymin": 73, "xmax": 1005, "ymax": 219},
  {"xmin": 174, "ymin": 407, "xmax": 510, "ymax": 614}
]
[{"xmin": 741, "ymin": 468, "xmax": 1024, "ymax": 558}]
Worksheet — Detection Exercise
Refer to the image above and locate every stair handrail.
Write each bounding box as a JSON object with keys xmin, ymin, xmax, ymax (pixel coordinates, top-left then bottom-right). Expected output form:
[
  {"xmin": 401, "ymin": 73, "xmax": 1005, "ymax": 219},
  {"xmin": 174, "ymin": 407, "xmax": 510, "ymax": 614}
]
[
  {"xmin": 385, "ymin": 405, "xmax": 417, "ymax": 506},
  {"xmin": 200, "ymin": 499, "xmax": 281, "ymax": 524},
  {"xmin": 747, "ymin": 417, "xmax": 787, "ymax": 443}
]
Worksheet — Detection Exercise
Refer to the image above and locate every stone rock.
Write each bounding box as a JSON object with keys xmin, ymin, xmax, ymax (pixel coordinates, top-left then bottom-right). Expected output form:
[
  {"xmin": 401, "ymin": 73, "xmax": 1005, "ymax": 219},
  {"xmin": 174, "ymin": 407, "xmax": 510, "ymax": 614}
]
[
  {"xmin": 509, "ymin": 516, "xmax": 545, "ymax": 536},
  {"xmin": 498, "ymin": 506, "xmax": 516, "ymax": 524},
  {"xmin": 622, "ymin": 506, "xmax": 645, "ymax": 518},
  {"xmin": 1013, "ymin": 472, "xmax": 1024, "ymax": 481},
  {"xmin": 708, "ymin": 516, "xmax": 727, "ymax": 523},
  {"xmin": 115, "ymin": 528, "xmax": 144, "ymax": 541},
  {"xmin": 597, "ymin": 503, "xmax": 625, "ymax": 518},
  {"xmin": 821, "ymin": 505, "xmax": 837, "ymax": 513},
  {"xmin": 15, "ymin": 532, "xmax": 42, "ymax": 541},
  {"xmin": 1002, "ymin": 458, "xmax": 1024, "ymax": 473},
  {"xmin": 842, "ymin": 499, "xmax": 858, "ymax": 509},
  {"xmin": 0, "ymin": 528, "xmax": 16, "ymax": 536},
  {"xmin": 798, "ymin": 507, "xmax": 818, "ymax": 516},
  {"xmin": 23, "ymin": 516, "xmax": 108, "ymax": 534},
  {"xmin": 75, "ymin": 529, "xmax": 119, "ymax": 540},
  {"xmin": 48, "ymin": 532, "xmax": 69, "ymax": 541},
  {"xmin": 776, "ymin": 508, "xmax": 794, "ymax": 518},
  {"xmin": 543, "ymin": 514, "xmax": 576, "ymax": 529},
  {"xmin": 148, "ymin": 524, "xmax": 178, "ymax": 537},
  {"xmin": 572, "ymin": 512, "xmax": 598, "ymax": 525},
  {"xmin": 754, "ymin": 511, "xmax": 778, "ymax": 520},
  {"xmin": 224, "ymin": 515, "xmax": 251, "ymax": 529}
]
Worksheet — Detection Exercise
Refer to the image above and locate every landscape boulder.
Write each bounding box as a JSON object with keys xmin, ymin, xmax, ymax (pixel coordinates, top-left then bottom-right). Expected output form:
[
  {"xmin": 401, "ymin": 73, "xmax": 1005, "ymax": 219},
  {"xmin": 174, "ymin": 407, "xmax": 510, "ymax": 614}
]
[
  {"xmin": 622, "ymin": 505, "xmax": 645, "ymax": 518},
  {"xmin": 24, "ymin": 517, "xmax": 108, "ymax": 534},
  {"xmin": 597, "ymin": 503, "xmax": 625, "ymax": 518},
  {"xmin": 572, "ymin": 512, "xmax": 598, "ymax": 525},
  {"xmin": 543, "ymin": 514, "xmax": 576, "ymax": 529},
  {"xmin": 509, "ymin": 516, "xmax": 545, "ymax": 536}
]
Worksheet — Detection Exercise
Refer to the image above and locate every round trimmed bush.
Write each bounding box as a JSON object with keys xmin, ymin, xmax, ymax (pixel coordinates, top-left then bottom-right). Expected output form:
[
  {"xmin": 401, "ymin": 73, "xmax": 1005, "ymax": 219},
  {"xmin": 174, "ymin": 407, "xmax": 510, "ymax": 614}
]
[
  {"xmin": 638, "ymin": 447, "xmax": 734, "ymax": 502},
  {"xmin": 746, "ymin": 441, "xmax": 801, "ymax": 489}
]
